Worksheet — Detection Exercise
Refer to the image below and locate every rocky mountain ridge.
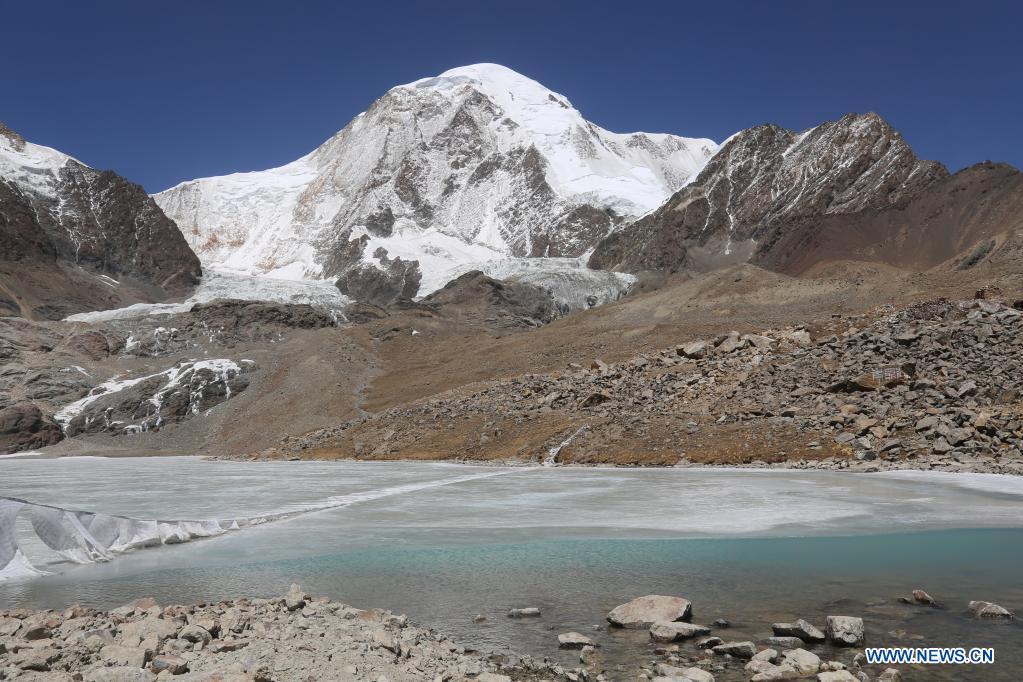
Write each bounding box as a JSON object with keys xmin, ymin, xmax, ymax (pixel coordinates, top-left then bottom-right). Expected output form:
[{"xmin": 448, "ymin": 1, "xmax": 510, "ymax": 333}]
[
  {"xmin": 0, "ymin": 122, "xmax": 201, "ymax": 320},
  {"xmin": 589, "ymin": 112, "xmax": 950, "ymax": 274}
]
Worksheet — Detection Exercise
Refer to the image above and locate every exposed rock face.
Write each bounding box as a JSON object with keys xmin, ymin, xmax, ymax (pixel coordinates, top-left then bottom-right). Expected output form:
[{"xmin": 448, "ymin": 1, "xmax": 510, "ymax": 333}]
[
  {"xmin": 0, "ymin": 123, "xmax": 201, "ymax": 320},
  {"xmin": 153, "ymin": 64, "xmax": 716, "ymax": 296},
  {"xmin": 0, "ymin": 402, "xmax": 62, "ymax": 452},
  {"xmin": 589, "ymin": 113, "xmax": 948, "ymax": 274},
  {"xmin": 422, "ymin": 270, "xmax": 565, "ymax": 327},
  {"xmin": 335, "ymin": 248, "xmax": 422, "ymax": 306},
  {"xmin": 59, "ymin": 359, "xmax": 255, "ymax": 437}
]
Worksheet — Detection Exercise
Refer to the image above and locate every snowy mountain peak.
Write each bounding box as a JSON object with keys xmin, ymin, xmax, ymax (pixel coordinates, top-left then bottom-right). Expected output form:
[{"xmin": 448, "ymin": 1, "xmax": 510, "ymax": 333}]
[{"xmin": 154, "ymin": 65, "xmax": 719, "ymax": 304}]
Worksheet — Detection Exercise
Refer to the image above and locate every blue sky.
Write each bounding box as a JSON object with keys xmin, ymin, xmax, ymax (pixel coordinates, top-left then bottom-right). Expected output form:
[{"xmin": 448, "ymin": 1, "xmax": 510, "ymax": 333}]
[{"xmin": 4, "ymin": 0, "xmax": 1020, "ymax": 192}]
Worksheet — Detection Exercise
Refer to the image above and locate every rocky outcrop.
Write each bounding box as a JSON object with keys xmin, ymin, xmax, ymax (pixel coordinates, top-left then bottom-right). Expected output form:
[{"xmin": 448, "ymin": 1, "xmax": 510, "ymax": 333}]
[
  {"xmin": 422, "ymin": 270, "xmax": 566, "ymax": 328},
  {"xmin": 589, "ymin": 112, "xmax": 948, "ymax": 274},
  {"xmin": 59, "ymin": 359, "xmax": 255, "ymax": 437},
  {"xmin": 0, "ymin": 402, "xmax": 62, "ymax": 453},
  {"xmin": 335, "ymin": 249, "xmax": 422, "ymax": 307},
  {"xmin": 0, "ymin": 123, "xmax": 201, "ymax": 320}
]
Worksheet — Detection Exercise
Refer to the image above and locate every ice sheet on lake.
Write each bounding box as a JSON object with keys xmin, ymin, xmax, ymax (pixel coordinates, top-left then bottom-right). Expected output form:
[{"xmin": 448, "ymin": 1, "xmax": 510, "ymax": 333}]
[{"xmin": 0, "ymin": 468, "xmax": 512, "ymax": 582}]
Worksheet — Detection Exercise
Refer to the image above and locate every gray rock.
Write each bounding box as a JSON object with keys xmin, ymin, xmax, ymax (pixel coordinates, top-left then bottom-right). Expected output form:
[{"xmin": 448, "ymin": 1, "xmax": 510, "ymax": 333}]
[
  {"xmin": 711, "ymin": 640, "xmax": 757, "ymax": 658},
  {"xmin": 968, "ymin": 600, "xmax": 1014, "ymax": 619},
  {"xmin": 825, "ymin": 616, "xmax": 864, "ymax": 646},
  {"xmin": 771, "ymin": 618, "xmax": 825, "ymax": 642},
  {"xmin": 649, "ymin": 621, "xmax": 711, "ymax": 642},
  {"xmin": 506, "ymin": 607, "xmax": 541, "ymax": 618},
  {"xmin": 557, "ymin": 631, "xmax": 595, "ymax": 649},
  {"xmin": 763, "ymin": 636, "xmax": 804, "ymax": 649},
  {"xmin": 607, "ymin": 595, "xmax": 692, "ymax": 628},
  {"xmin": 150, "ymin": 655, "xmax": 189, "ymax": 674}
]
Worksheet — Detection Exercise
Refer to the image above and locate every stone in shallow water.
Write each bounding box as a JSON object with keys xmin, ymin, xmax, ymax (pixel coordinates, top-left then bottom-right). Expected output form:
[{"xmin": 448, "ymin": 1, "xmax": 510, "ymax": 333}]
[
  {"xmin": 649, "ymin": 621, "xmax": 711, "ymax": 642},
  {"xmin": 771, "ymin": 618, "xmax": 825, "ymax": 642},
  {"xmin": 507, "ymin": 607, "xmax": 541, "ymax": 618},
  {"xmin": 968, "ymin": 600, "xmax": 1014, "ymax": 619},
  {"xmin": 557, "ymin": 631, "xmax": 596, "ymax": 649},
  {"xmin": 606, "ymin": 595, "xmax": 692, "ymax": 628},
  {"xmin": 764, "ymin": 636, "xmax": 804, "ymax": 649},
  {"xmin": 825, "ymin": 616, "xmax": 864, "ymax": 646},
  {"xmin": 712, "ymin": 640, "xmax": 756, "ymax": 658}
]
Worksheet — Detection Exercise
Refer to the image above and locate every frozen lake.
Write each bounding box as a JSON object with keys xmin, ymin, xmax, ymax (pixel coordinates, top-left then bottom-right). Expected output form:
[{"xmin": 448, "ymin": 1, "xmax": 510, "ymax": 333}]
[{"xmin": 2, "ymin": 457, "xmax": 1022, "ymax": 679}]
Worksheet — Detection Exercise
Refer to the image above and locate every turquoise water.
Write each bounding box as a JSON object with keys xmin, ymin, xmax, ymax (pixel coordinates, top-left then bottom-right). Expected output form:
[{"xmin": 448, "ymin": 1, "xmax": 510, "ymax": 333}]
[{"xmin": 2, "ymin": 458, "xmax": 1022, "ymax": 680}]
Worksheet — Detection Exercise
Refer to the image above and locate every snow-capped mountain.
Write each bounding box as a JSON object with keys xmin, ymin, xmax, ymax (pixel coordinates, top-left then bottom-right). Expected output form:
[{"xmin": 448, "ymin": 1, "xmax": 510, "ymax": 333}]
[
  {"xmin": 154, "ymin": 64, "xmax": 718, "ymax": 302},
  {"xmin": 0, "ymin": 122, "xmax": 200, "ymax": 319},
  {"xmin": 589, "ymin": 112, "xmax": 949, "ymax": 274}
]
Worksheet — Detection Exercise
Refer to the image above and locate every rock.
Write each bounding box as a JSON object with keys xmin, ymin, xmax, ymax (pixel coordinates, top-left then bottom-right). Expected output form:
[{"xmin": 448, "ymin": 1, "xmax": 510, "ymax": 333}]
[
  {"xmin": 771, "ymin": 618, "xmax": 825, "ymax": 642},
  {"xmin": 696, "ymin": 636, "xmax": 724, "ymax": 648},
  {"xmin": 557, "ymin": 631, "xmax": 595, "ymax": 649},
  {"xmin": 177, "ymin": 623, "xmax": 212, "ymax": 644},
  {"xmin": 817, "ymin": 672, "xmax": 858, "ymax": 682},
  {"xmin": 372, "ymin": 628, "xmax": 400, "ymax": 655},
  {"xmin": 968, "ymin": 600, "xmax": 1014, "ymax": 619},
  {"xmin": 649, "ymin": 621, "xmax": 711, "ymax": 642},
  {"xmin": 763, "ymin": 636, "xmax": 804, "ymax": 649},
  {"xmin": 825, "ymin": 616, "xmax": 864, "ymax": 646},
  {"xmin": 911, "ymin": 589, "xmax": 935, "ymax": 605},
  {"xmin": 18, "ymin": 623, "xmax": 52, "ymax": 640},
  {"xmin": 100, "ymin": 644, "xmax": 149, "ymax": 668},
  {"xmin": 0, "ymin": 402, "xmax": 63, "ymax": 454},
  {"xmin": 716, "ymin": 333, "xmax": 746, "ymax": 354},
  {"xmin": 83, "ymin": 668, "xmax": 156, "ymax": 682},
  {"xmin": 782, "ymin": 648, "xmax": 821, "ymax": 675},
  {"xmin": 679, "ymin": 341, "xmax": 710, "ymax": 359},
  {"xmin": 284, "ymin": 583, "xmax": 308, "ymax": 611},
  {"xmin": 579, "ymin": 645, "xmax": 601, "ymax": 667},
  {"xmin": 476, "ymin": 674, "xmax": 512, "ymax": 682},
  {"xmin": 711, "ymin": 640, "xmax": 756, "ymax": 658},
  {"xmin": 712, "ymin": 618, "xmax": 731, "ymax": 628},
  {"xmin": 150, "ymin": 655, "xmax": 189, "ymax": 674},
  {"xmin": 877, "ymin": 669, "xmax": 902, "ymax": 681},
  {"xmin": 507, "ymin": 607, "xmax": 541, "ymax": 618},
  {"xmin": 677, "ymin": 667, "xmax": 715, "ymax": 682},
  {"xmin": 471, "ymin": 614, "xmax": 487, "ymax": 623},
  {"xmin": 118, "ymin": 616, "xmax": 181, "ymax": 642},
  {"xmin": 607, "ymin": 595, "xmax": 692, "ymax": 628}
]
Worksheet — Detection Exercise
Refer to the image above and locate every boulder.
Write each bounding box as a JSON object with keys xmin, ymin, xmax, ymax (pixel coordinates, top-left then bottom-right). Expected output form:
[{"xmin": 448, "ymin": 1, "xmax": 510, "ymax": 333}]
[
  {"xmin": 677, "ymin": 667, "xmax": 715, "ymax": 682},
  {"xmin": 911, "ymin": 589, "xmax": 935, "ymax": 605},
  {"xmin": 118, "ymin": 616, "xmax": 181, "ymax": 642},
  {"xmin": 557, "ymin": 631, "xmax": 595, "ymax": 649},
  {"xmin": 284, "ymin": 584, "xmax": 307, "ymax": 611},
  {"xmin": 782, "ymin": 648, "xmax": 821, "ymax": 675},
  {"xmin": 968, "ymin": 600, "xmax": 1014, "ymax": 619},
  {"xmin": 711, "ymin": 640, "xmax": 757, "ymax": 658},
  {"xmin": 607, "ymin": 595, "xmax": 692, "ymax": 628},
  {"xmin": 507, "ymin": 607, "xmax": 541, "ymax": 618},
  {"xmin": 649, "ymin": 621, "xmax": 711, "ymax": 642},
  {"xmin": 177, "ymin": 623, "xmax": 211, "ymax": 644},
  {"xmin": 771, "ymin": 618, "xmax": 825, "ymax": 642},
  {"xmin": 678, "ymin": 341, "xmax": 709, "ymax": 359},
  {"xmin": 877, "ymin": 669, "xmax": 903, "ymax": 681},
  {"xmin": 150, "ymin": 655, "xmax": 188, "ymax": 675},
  {"xmin": 825, "ymin": 616, "xmax": 864, "ymax": 646},
  {"xmin": 816, "ymin": 672, "xmax": 858, "ymax": 682},
  {"xmin": 99, "ymin": 645, "xmax": 149, "ymax": 668}
]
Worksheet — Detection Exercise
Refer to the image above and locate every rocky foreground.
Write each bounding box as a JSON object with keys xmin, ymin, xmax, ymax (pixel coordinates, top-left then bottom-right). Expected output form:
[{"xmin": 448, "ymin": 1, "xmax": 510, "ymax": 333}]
[
  {"xmin": 3, "ymin": 586, "xmax": 1015, "ymax": 681},
  {"xmin": 245, "ymin": 290, "xmax": 1023, "ymax": 472}
]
